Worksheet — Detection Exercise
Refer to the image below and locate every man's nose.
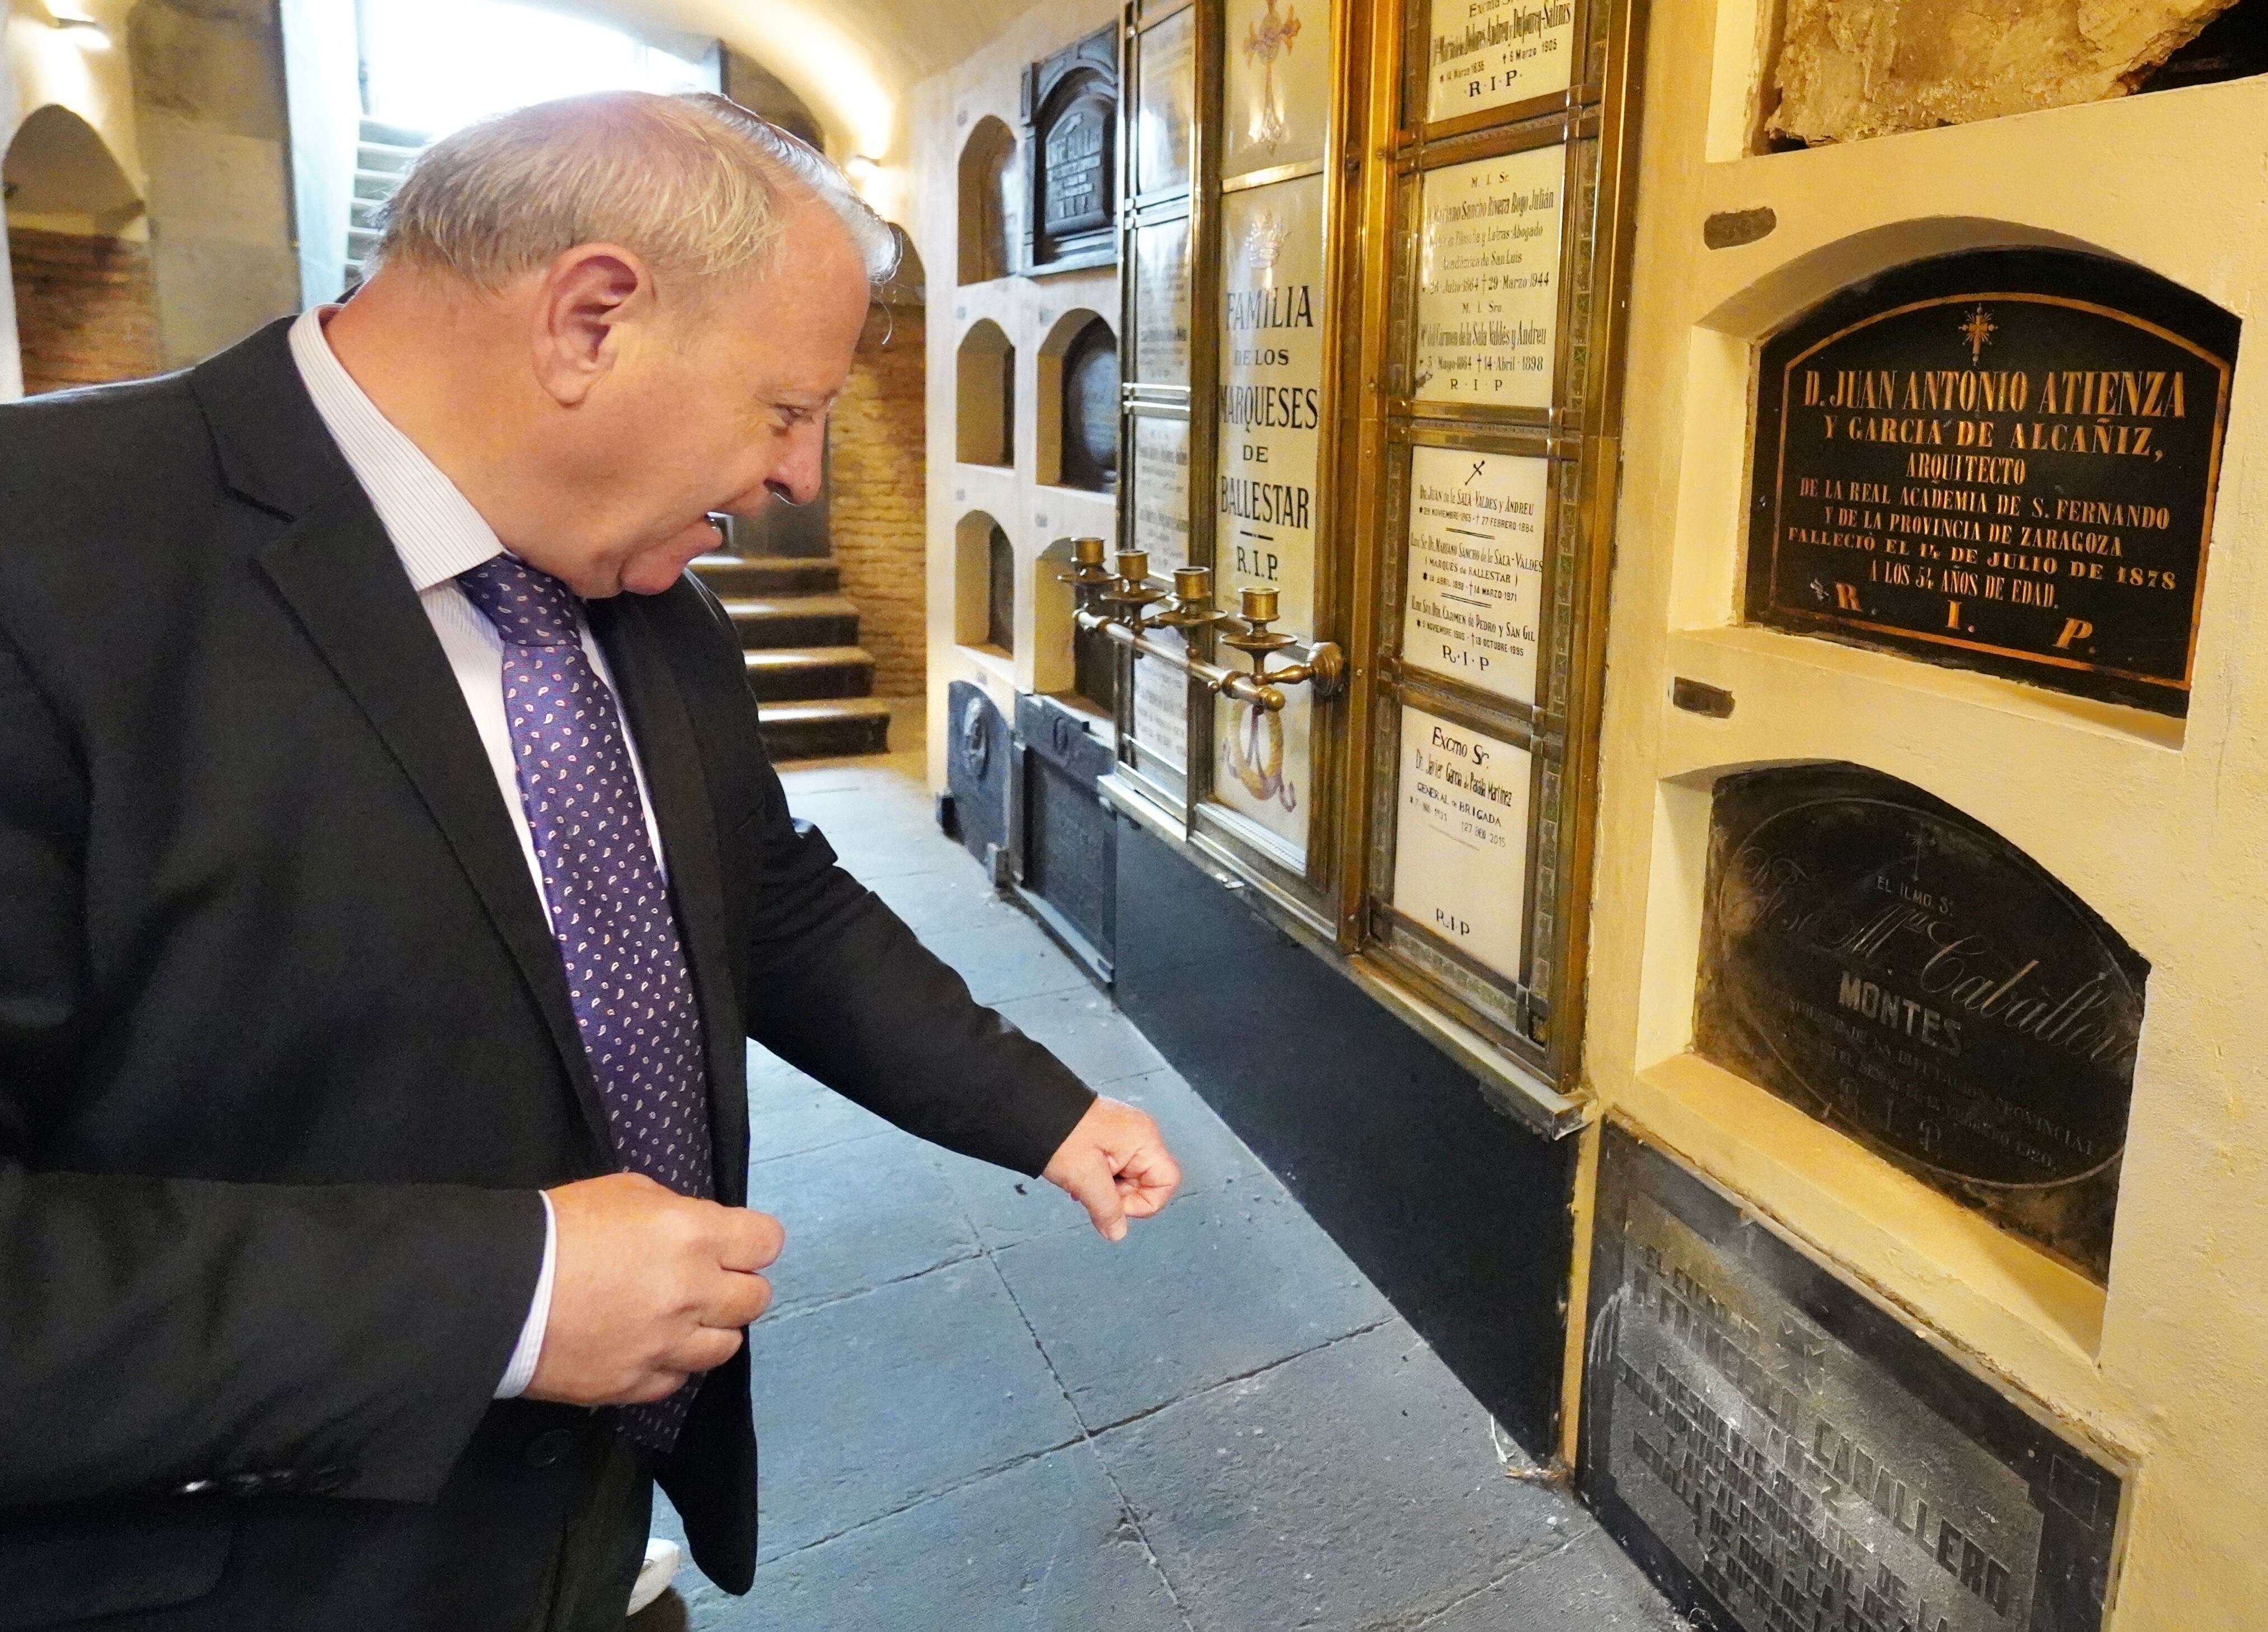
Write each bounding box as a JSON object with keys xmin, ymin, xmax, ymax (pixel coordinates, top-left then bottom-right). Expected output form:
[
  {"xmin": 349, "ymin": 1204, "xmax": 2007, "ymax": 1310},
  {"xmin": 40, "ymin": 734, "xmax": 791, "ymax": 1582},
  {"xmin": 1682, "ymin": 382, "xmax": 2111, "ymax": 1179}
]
[{"xmin": 765, "ymin": 423, "xmax": 827, "ymax": 507}]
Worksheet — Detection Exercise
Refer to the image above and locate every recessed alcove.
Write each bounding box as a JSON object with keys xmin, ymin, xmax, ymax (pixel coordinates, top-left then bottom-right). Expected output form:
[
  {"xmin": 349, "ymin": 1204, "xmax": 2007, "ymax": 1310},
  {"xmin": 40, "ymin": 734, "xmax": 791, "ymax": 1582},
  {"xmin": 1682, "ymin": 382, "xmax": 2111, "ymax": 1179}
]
[
  {"xmin": 1037, "ymin": 309, "xmax": 1118, "ymax": 492},
  {"xmin": 956, "ymin": 115, "xmax": 1020, "ymax": 284},
  {"xmin": 3, "ymin": 105, "xmax": 156, "ymax": 398},
  {"xmin": 954, "ymin": 510, "xmax": 1015, "ymax": 655},
  {"xmin": 955, "ymin": 320, "xmax": 1016, "ymax": 468}
]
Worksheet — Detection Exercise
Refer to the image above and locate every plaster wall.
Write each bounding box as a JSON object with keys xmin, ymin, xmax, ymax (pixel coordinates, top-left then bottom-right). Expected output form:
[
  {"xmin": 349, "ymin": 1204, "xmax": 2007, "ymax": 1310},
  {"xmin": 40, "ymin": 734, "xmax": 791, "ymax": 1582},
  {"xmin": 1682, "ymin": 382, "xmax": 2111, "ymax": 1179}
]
[
  {"xmin": 1586, "ymin": 1, "xmax": 2268, "ymax": 1622},
  {"xmin": 910, "ymin": 0, "xmax": 1119, "ymax": 791}
]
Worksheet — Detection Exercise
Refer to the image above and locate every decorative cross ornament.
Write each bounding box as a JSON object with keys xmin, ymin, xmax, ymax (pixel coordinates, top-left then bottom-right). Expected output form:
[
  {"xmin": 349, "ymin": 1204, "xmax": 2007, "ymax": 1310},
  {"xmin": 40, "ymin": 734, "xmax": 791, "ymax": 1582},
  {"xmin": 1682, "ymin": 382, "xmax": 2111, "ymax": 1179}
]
[{"xmin": 1241, "ymin": 0, "xmax": 1302, "ymax": 151}]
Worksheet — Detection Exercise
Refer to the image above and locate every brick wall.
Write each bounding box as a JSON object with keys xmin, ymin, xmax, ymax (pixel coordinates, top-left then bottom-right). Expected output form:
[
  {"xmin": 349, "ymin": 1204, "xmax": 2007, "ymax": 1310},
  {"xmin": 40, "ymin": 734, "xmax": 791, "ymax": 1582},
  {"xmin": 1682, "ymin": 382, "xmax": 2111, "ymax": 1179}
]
[
  {"xmin": 830, "ymin": 304, "xmax": 928, "ymax": 698},
  {"xmin": 7, "ymin": 228, "xmax": 160, "ymax": 396}
]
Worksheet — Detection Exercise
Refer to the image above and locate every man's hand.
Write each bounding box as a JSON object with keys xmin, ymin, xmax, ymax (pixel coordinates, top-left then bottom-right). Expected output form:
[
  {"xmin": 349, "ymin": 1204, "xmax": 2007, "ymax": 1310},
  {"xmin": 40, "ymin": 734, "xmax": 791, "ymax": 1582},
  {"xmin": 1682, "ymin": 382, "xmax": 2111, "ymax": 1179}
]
[
  {"xmin": 525, "ymin": 1172, "xmax": 784, "ymax": 1406},
  {"xmin": 1042, "ymin": 1097, "xmax": 1182, "ymax": 1242}
]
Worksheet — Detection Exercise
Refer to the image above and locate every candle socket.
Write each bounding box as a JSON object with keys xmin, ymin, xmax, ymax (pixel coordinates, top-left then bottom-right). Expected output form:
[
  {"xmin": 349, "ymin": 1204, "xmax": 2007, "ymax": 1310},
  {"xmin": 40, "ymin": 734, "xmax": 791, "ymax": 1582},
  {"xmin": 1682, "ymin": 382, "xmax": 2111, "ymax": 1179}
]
[{"xmin": 1240, "ymin": 585, "xmax": 1280, "ymax": 623}]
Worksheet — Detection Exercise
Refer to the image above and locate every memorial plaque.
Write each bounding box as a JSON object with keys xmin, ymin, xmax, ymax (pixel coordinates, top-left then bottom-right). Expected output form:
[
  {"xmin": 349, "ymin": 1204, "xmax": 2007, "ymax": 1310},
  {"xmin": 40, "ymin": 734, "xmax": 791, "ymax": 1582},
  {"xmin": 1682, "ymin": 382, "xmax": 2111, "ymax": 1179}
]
[
  {"xmin": 945, "ymin": 680, "xmax": 1011, "ymax": 868},
  {"xmin": 1132, "ymin": 631, "xmax": 1189, "ymax": 777},
  {"xmin": 1222, "ymin": 0, "xmax": 1333, "ymax": 179},
  {"xmin": 1424, "ymin": 0, "xmax": 1576, "ymax": 125},
  {"xmin": 1391, "ymin": 703, "xmax": 1531, "ymax": 982},
  {"xmin": 1215, "ymin": 172, "xmax": 1327, "ymax": 852},
  {"xmin": 1022, "ymin": 28, "xmax": 1118, "ymax": 270},
  {"xmin": 1135, "ymin": 217, "xmax": 1192, "ymax": 384},
  {"xmin": 1130, "ymin": 415, "xmax": 1191, "ymax": 565},
  {"xmin": 1584, "ymin": 1128, "xmax": 2124, "ymax": 1632},
  {"xmin": 1414, "ymin": 145, "xmax": 1566, "ymax": 408},
  {"xmin": 1748, "ymin": 249, "xmax": 2238, "ymax": 717},
  {"xmin": 1695, "ymin": 763, "xmax": 2145, "ymax": 1281},
  {"xmin": 1402, "ymin": 446, "xmax": 1548, "ymax": 706},
  {"xmin": 1136, "ymin": 6, "xmax": 1196, "ymax": 195}
]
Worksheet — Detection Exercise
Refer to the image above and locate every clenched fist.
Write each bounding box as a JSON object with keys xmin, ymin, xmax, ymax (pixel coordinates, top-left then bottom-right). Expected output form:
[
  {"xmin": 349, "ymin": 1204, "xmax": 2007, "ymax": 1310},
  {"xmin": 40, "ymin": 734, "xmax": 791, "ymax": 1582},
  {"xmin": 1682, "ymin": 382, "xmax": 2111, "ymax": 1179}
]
[
  {"xmin": 1042, "ymin": 1096, "xmax": 1182, "ymax": 1242},
  {"xmin": 526, "ymin": 1172, "xmax": 784, "ymax": 1406}
]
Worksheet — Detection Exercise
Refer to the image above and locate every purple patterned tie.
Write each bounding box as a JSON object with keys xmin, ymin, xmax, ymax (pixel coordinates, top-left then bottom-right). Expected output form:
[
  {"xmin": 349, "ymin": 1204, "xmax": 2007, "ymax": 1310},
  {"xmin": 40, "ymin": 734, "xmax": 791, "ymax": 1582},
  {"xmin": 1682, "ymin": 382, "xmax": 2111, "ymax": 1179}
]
[{"xmin": 458, "ymin": 554, "xmax": 713, "ymax": 1452}]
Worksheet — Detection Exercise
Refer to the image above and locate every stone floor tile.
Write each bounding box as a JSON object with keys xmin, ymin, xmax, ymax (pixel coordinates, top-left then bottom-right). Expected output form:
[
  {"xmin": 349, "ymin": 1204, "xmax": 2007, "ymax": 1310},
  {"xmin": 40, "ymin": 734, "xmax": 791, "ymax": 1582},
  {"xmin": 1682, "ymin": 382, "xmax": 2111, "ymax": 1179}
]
[
  {"xmin": 1105, "ymin": 1067, "xmax": 1266, "ymax": 1195},
  {"xmin": 743, "ymin": 1257, "xmax": 1085, "ymax": 1561},
  {"xmin": 1095, "ymin": 1320, "xmax": 1574, "ymax": 1632},
  {"xmin": 709, "ymin": 1444, "xmax": 1189, "ymax": 1632},
  {"xmin": 865, "ymin": 863, "xmax": 1028, "ymax": 939},
  {"xmin": 750, "ymin": 1075, "xmax": 896, "ymax": 1161},
  {"xmin": 749, "ymin": 1132, "xmax": 978, "ymax": 1312},
  {"xmin": 994, "ymin": 1178, "xmax": 1393, "ymax": 1430},
  {"xmin": 921, "ymin": 913, "xmax": 1095, "ymax": 1006},
  {"xmin": 1410, "ymin": 1527, "xmax": 1691, "ymax": 1632},
  {"xmin": 931, "ymin": 1144, "xmax": 1092, "ymax": 1251},
  {"xmin": 992, "ymin": 986, "xmax": 1168, "ymax": 1085}
]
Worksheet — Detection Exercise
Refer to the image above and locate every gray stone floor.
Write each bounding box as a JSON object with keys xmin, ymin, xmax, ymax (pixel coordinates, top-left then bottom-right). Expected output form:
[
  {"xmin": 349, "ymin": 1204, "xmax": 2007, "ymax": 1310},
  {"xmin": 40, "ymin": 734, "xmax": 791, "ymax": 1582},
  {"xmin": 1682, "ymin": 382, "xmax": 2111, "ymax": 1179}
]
[{"xmin": 637, "ymin": 734, "xmax": 1681, "ymax": 1632}]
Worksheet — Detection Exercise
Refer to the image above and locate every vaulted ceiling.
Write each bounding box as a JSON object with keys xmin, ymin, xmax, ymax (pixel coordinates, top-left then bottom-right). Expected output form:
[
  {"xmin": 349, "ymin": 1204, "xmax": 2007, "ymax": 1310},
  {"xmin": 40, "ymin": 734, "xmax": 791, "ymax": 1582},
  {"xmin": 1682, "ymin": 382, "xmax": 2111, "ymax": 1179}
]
[{"xmin": 588, "ymin": 0, "xmax": 1032, "ymax": 158}]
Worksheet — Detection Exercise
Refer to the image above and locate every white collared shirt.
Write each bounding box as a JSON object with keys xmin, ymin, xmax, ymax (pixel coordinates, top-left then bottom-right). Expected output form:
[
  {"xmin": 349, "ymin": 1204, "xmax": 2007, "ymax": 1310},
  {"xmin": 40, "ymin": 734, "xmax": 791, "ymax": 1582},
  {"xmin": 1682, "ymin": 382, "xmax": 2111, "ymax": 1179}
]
[{"xmin": 289, "ymin": 304, "xmax": 675, "ymax": 1400}]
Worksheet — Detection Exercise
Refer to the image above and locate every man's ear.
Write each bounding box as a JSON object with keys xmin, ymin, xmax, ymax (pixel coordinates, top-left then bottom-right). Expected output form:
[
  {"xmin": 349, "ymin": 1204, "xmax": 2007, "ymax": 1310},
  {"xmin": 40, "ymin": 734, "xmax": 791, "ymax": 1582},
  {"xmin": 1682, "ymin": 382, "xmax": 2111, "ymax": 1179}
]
[{"xmin": 530, "ymin": 244, "xmax": 650, "ymax": 407}]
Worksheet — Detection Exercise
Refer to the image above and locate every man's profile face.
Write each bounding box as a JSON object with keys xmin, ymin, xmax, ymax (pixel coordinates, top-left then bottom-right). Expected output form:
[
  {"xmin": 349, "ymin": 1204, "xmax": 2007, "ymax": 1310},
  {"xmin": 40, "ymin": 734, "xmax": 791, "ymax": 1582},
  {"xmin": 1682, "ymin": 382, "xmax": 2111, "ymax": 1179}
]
[{"xmin": 533, "ymin": 203, "xmax": 872, "ymax": 597}]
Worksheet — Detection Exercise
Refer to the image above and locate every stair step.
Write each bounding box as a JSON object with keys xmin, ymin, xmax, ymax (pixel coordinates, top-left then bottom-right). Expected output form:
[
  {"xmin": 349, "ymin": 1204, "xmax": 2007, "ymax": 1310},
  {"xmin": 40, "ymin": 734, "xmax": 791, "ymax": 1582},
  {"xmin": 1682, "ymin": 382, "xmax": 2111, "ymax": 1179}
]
[
  {"xmin": 358, "ymin": 118, "xmax": 430, "ymax": 151},
  {"xmin": 742, "ymin": 645, "xmax": 875, "ymax": 702},
  {"xmin": 357, "ymin": 141, "xmax": 424, "ymax": 175},
  {"xmin": 721, "ymin": 594, "xmax": 860, "ymax": 649},
  {"xmin": 759, "ymin": 698, "xmax": 891, "ymax": 761},
  {"xmin": 690, "ymin": 554, "xmax": 840, "ymax": 597}
]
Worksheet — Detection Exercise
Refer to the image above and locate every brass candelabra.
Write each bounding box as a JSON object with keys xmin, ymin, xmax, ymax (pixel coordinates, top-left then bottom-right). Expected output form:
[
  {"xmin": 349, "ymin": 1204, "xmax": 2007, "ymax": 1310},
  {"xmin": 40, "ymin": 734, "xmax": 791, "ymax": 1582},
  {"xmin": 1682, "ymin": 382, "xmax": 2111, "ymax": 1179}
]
[{"xmin": 1062, "ymin": 536, "xmax": 1345, "ymax": 712}]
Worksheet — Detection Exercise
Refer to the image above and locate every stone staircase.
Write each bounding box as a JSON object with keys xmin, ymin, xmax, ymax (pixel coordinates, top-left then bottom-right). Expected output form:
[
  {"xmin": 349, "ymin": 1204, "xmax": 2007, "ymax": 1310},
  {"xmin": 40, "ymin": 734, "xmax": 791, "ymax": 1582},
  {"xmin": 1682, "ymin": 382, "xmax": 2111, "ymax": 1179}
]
[
  {"xmin": 347, "ymin": 118, "xmax": 429, "ymax": 283},
  {"xmin": 690, "ymin": 554, "xmax": 892, "ymax": 760}
]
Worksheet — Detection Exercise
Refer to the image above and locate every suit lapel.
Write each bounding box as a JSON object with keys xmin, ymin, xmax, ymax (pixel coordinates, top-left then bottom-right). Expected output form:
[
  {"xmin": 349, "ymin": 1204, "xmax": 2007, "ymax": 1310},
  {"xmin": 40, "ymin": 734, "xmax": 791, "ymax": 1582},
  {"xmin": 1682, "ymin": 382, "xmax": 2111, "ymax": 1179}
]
[
  {"xmin": 249, "ymin": 484, "xmax": 617, "ymax": 1167},
  {"xmin": 591, "ymin": 595, "xmax": 750, "ymax": 1207}
]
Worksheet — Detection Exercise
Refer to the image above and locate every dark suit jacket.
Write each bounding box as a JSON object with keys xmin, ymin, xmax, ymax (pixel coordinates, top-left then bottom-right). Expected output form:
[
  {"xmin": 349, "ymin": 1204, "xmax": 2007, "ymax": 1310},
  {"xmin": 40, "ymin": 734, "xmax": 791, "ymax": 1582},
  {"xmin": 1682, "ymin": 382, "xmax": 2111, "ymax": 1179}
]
[{"xmin": 0, "ymin": 319, "xmax": 1095, "ymax": 1629}]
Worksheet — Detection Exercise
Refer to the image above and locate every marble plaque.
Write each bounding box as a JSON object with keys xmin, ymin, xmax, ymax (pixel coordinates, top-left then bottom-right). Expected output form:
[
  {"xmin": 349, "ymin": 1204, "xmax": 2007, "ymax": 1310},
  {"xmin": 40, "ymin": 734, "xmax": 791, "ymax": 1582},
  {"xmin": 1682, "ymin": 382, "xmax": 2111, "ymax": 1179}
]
[
  {"xmin": 1130, "ymin": 415, "xmax": 1191, "ymax": 565},
  {"xmin": 1402, "ymin": 446, "xmax": 1548, "ymax": 705},
  {"xmin": 1414, "ymin": 145, "xmax": 1565, "ymax": 408},
  {"xmin": 1695, "ymin": 762, "xmax": 2145, "ymax": 1280},
  {"xmin": 1425, "ymin": 0, "xmax": 1576, "ymax": 125},
  {"xmin": 1214, "ymin": 172, "xmax": 1327, "ymax": 853},
  {"xmin": 1583, "ymin": 1128, "xmax": 2124, "ymax": 1632},
  {"xmin": 1222, "ymin": 0, "xmax": 1333, "ymax": 178},
  {"xmin": 1134, "ymin": 217, "xmax": 1192, "ymax": 384},
  {"xmin": 1748, "ymin": 249, "xmax": 2237, "ymax": 717},
  {"xmin": 1024, "ymin": 27, "xmax": 1117, "ymax": 269},
  {"xmin": 1391, "ymin": 703, "xmax": 1531, "ymax": 982},
  {"xmin": 1133, "ymin": 629, "xmax": 1189, "ymax": 775},
  {"xmin": 1137, "ymin": 6, "xmax": 1196, "ymax": 195}
]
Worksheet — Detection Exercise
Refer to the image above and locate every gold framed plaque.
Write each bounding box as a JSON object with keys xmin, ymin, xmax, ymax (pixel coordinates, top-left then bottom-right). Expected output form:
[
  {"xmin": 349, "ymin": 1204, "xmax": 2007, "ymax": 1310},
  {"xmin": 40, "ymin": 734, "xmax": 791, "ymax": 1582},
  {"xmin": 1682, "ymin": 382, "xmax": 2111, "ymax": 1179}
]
[
  {"xmin": 1389, "ymin": 702, "xmax": 1533, "ymax": 983},
  {"xmin": 1413, "ymin": 143, "xmax": 1567, "ymax": 409},
  {"xmin": 1423, "ymin": 0, "xmax": 1577, "ymax": 127},
  {"xmin": 1136, "ymin": 6, "xmax": 1197, "ymax": 196},
  {"xmin": 1401, "ymin": 445, "xmax": 1549, "ymax": 707}
]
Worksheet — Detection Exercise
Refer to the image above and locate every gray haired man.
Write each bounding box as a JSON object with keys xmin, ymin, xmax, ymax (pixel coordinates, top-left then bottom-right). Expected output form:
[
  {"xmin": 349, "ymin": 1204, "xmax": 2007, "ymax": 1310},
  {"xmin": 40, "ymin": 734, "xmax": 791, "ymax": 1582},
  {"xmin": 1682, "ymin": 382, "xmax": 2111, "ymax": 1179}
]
[{"xmin": 0, "ymin": 92, "xmax": 1178, "ymax": 1630}]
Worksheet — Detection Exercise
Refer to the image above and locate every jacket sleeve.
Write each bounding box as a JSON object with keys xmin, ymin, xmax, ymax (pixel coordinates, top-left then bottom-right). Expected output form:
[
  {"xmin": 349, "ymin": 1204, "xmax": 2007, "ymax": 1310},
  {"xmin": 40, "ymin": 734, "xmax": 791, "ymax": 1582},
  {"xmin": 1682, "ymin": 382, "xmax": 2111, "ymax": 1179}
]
[
  {"xmin": 737, "ymin": 799, "xmax": 1097, "ymax": 1177},
  {"xmin": 0, "ymin": 629, "xmax": 545, "ymax": 1511}
]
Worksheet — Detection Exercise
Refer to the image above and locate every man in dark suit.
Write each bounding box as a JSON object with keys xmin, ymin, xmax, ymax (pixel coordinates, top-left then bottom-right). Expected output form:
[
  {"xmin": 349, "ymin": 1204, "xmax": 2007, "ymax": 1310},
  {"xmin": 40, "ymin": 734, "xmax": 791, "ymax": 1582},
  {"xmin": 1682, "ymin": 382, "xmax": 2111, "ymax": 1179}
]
[{"xmin": 0, "ymin": 91, "xmax": 1179, "ymax": 1629}]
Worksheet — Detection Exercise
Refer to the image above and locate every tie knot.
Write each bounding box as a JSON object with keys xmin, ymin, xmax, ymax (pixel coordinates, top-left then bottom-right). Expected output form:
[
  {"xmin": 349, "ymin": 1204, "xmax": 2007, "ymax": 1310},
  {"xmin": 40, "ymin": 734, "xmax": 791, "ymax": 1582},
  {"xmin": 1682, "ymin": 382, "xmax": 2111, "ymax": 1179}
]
[{"xmin": 457, "ymin": 555, "xmax": 582, "ymax": 648}]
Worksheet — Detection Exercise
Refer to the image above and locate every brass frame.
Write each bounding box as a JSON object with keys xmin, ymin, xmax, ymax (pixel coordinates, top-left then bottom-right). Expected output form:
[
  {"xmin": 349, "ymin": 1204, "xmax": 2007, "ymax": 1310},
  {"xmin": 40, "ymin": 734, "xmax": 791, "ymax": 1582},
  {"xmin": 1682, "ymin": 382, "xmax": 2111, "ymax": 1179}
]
[{"xmin": 1106, "ymin": 0, "xmax": 1650, "ymax": 1117}]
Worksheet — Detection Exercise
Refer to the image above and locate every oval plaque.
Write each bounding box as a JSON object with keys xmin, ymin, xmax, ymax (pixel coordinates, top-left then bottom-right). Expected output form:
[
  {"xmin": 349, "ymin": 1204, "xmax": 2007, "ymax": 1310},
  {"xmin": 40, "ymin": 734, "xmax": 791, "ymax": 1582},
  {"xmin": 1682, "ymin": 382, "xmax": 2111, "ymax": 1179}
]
[{"xmin": 1695, "ymin": 763, "xmax": 2147, "ymax": 1280}]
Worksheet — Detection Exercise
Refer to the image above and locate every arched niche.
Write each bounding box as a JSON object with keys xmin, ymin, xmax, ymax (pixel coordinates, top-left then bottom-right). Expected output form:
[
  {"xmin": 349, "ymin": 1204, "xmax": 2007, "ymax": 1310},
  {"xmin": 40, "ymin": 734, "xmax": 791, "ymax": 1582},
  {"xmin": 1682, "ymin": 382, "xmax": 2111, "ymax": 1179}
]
[
  {"xmin": 1033, "ymin": 537, "xmax": 1116, "ymax": 710},
  {"xmin": 954, "ymin": 510, "xmax": 1015, "ymax": 655},
  {"xmin": 4, "ymin": 105, "xmax": 156, "ymax": 398},
  {"xmin": 956, "ymin": 115, "xmax": 1019, "ymax": 285},
  {"xmin": 955, "ymin": 319, "xmax": 1015, "ymax": 467},
  {"xmin": 1038, "ymin": 308, "xmax": 1118, "ymax": 491}
]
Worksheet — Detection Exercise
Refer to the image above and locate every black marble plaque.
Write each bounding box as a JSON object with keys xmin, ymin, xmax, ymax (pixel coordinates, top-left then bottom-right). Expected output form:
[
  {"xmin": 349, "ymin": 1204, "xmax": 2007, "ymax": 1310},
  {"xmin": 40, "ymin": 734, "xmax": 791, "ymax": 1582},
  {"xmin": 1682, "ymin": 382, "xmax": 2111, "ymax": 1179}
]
[
  {"xmin": 945, "ymin": 680, "xmax": 1011, "ymax": 871},
  {"xmin": 1582, "ymin": 1128, "xmax": 2124, "ymax": 1632},
  {"xmin": 1017, "ymin": 694, "xmax": 1117, "ymax": 966},
  {"xmin": 1747, "ymin": 250, "xmax": 2238, "ymax": 716},
  {"xmin": 1023, "ymin": 27, "xmax": 1119, "ymax": 272},
  {"xmin": 1060, "ymin": 317, "xmax": 1121, "ymax": 491},
  {"xmin": 1695, "ymin": 763, "xmax": 2145, "ymax": 1280}
]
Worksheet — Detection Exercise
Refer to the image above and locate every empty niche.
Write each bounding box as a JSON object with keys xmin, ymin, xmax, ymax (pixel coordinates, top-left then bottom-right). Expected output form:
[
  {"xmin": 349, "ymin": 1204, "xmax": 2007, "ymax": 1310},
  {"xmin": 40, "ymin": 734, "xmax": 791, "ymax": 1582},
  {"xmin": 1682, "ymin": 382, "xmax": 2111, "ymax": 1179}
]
[
  {"xmin": 1031, "ymin": 537, "xmax": 1113, "ymax": 707},
  {"xmin": 957, "ymin": 115, "xmax": 1021, "ymax": 284},
  {"xmin": 955, "ymin": 320, "xmax": 1016, "ymax": 467},
  {"xmin": 954, "ymin": 511, "xmax": 1015, "ymax": 655},
  {"xmin": 1038, "ymin": 310, "xmax": 1119, "ymax": 491},
  {"xmin": 4, "ymin": 105, "xmax": 155, "ymax": 397}
]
